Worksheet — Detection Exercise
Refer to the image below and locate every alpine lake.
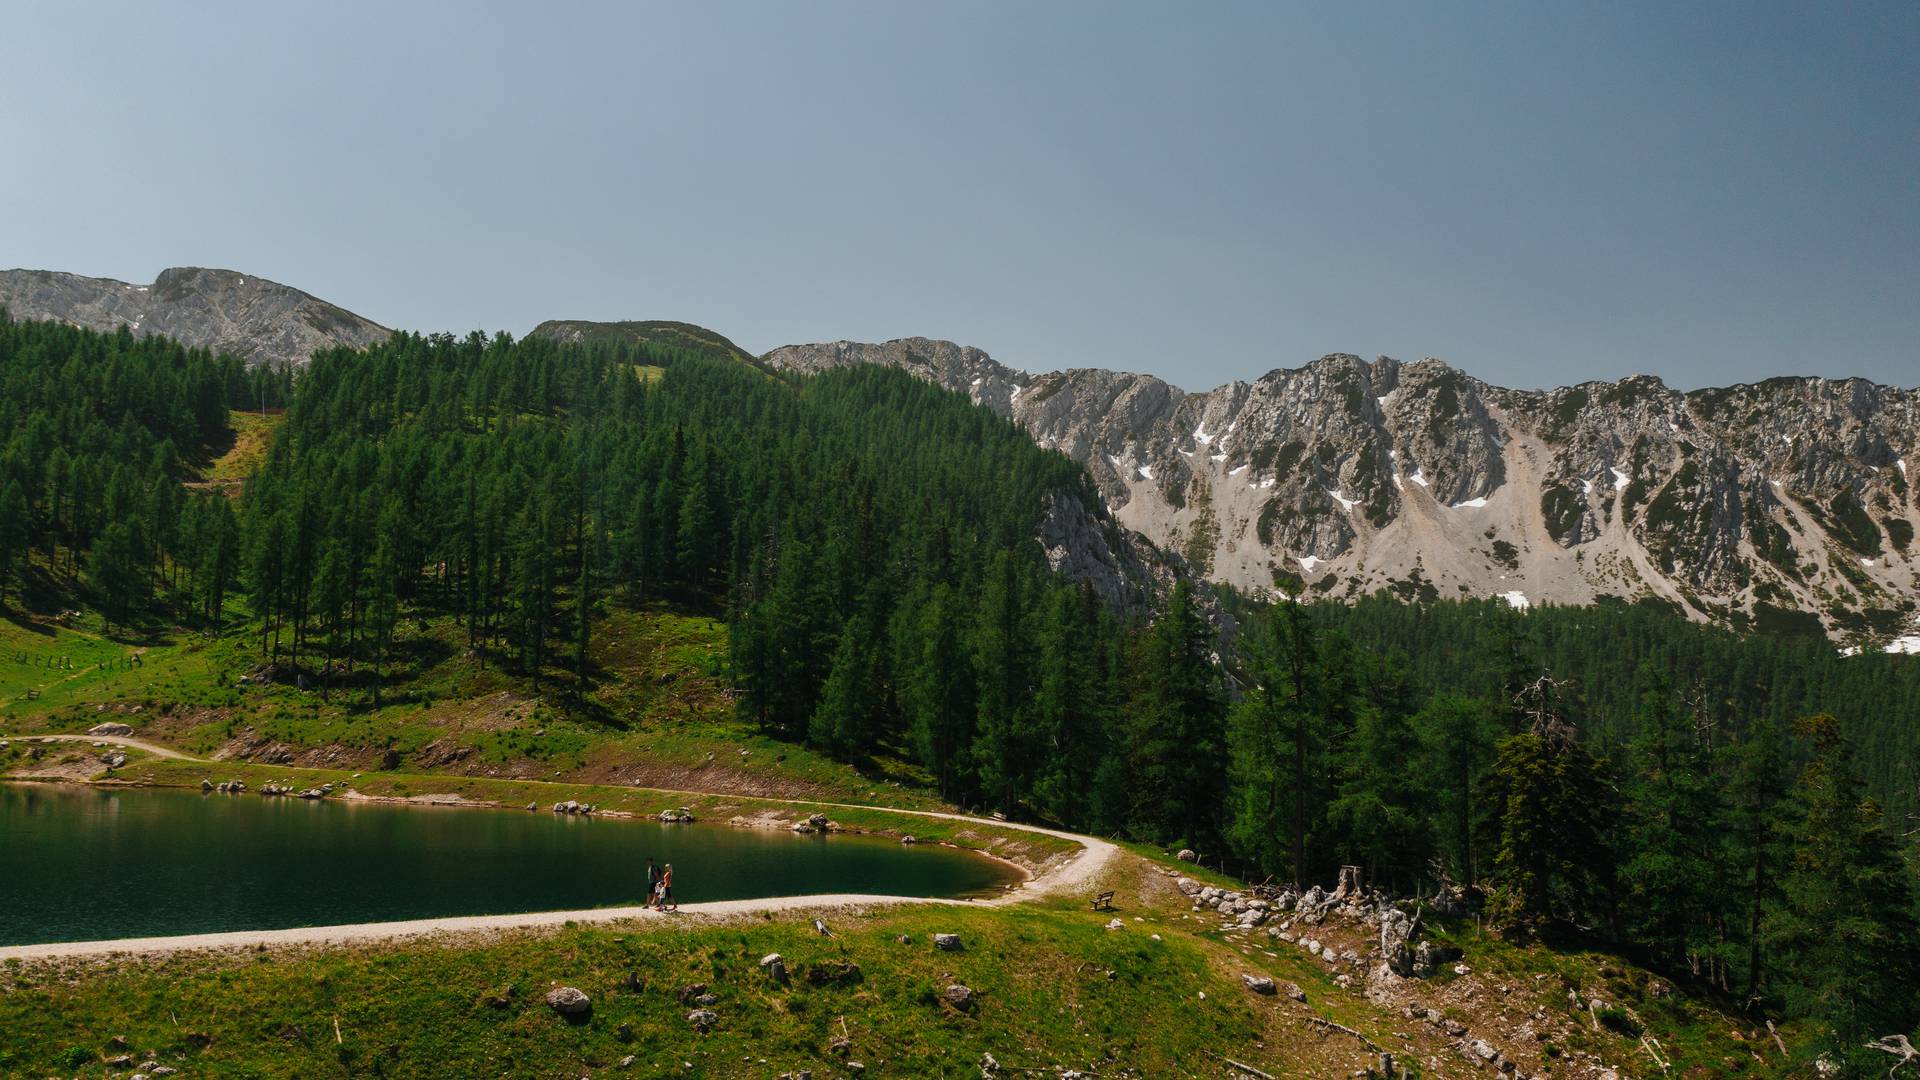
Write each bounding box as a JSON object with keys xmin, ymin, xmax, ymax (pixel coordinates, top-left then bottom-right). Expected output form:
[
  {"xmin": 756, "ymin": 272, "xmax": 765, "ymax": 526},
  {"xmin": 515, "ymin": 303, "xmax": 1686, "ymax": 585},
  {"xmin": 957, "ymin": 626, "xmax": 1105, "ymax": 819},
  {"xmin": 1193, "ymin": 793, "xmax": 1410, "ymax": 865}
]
[{"xmin": 0, "ymin": 782, "xmax": 1020, "ymax": 947}]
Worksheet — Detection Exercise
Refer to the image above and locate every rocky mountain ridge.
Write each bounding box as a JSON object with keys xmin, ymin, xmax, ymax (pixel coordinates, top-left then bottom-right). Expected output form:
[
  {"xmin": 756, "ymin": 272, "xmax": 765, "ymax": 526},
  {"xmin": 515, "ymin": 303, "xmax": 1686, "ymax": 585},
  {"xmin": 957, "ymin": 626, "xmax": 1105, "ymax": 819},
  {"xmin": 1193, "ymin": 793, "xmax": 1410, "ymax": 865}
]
[
  {"xmin": 762, "ymin": 338, "xmax": 1920, "ymax": 646},
  {"xmin": 9, "ymin": 260, "xmax": 1910, "ymax": 644},
  {"xmin": 0, "ymin": 267, "xmax": 389, "ymax": 368}
]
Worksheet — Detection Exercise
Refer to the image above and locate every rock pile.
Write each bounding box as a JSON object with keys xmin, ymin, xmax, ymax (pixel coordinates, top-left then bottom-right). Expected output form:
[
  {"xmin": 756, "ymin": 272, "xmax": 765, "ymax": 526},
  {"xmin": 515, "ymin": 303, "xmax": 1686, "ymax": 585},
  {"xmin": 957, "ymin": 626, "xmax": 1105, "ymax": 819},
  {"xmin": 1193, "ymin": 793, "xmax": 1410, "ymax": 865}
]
[{"xmin": 791, "ymin": 812, "xmax": 831, "ymax": 834}]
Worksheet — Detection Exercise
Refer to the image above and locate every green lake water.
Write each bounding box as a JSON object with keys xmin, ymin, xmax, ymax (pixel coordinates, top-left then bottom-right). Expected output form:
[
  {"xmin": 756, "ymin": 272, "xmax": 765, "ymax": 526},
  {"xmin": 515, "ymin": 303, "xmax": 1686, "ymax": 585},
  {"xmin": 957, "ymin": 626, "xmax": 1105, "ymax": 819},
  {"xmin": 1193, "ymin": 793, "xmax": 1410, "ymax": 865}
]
[{"xmin": 0, "ymin": 784, "xmax": 1017, "ymax": 946}]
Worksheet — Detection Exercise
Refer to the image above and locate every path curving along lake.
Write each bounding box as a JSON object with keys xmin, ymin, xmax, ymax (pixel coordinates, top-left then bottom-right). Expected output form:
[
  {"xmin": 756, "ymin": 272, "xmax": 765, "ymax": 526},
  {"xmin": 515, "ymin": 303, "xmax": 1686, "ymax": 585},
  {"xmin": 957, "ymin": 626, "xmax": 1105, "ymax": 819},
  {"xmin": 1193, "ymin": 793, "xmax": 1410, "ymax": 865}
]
[{"xmin": 0, "ymin": 784, "xmax": 1020, "ymax": 947}]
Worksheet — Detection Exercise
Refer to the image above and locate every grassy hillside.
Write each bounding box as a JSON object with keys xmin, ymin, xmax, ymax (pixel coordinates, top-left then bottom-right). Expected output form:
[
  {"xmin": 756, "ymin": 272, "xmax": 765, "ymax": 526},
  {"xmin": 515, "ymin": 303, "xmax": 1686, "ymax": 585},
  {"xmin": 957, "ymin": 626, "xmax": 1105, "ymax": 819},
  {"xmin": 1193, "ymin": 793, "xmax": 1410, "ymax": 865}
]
[
  {"xmin": 185, "ymin": 408, "xmax": 288, "ymax": 497},
  {"xmin": 0, "ymin": 601, "xmax": 937, "ymax": 809}
]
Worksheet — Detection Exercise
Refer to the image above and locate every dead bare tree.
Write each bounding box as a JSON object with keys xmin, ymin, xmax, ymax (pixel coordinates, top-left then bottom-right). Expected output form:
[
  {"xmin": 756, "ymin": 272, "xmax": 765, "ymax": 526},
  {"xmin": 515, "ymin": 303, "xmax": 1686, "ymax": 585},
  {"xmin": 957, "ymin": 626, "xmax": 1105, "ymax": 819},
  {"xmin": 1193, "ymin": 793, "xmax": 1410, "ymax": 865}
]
[
  {"xmin": 1866, "ymin": 1034, "xmax": 1917, "ymax": 1077},
  {"xmin": 1514, "ymin": 672, "xmax": 1579, "ymax": 748}
]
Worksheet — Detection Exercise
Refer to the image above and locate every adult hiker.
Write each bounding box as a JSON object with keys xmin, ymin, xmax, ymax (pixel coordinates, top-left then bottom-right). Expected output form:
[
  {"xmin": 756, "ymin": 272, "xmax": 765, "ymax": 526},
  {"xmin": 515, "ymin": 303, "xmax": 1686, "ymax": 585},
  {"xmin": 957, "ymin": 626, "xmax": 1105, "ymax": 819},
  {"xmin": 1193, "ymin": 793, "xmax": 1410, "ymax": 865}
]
[
  {"xmin": 644, "ymin": 856, "xmax": 660, "ymax": 910},
  {"xmin": 659, "ymin": 863, "xmax": 676, "ymax": 911}
]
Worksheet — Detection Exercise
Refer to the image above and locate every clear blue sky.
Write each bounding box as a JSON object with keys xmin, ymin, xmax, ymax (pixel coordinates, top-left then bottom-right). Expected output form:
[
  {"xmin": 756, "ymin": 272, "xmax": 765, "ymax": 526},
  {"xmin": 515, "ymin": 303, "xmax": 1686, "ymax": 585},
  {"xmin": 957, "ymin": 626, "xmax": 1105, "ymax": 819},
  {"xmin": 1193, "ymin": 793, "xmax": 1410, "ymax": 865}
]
[{"xmin": 4, "ymin": 2, "xmax": 1915, "ymax": 390}]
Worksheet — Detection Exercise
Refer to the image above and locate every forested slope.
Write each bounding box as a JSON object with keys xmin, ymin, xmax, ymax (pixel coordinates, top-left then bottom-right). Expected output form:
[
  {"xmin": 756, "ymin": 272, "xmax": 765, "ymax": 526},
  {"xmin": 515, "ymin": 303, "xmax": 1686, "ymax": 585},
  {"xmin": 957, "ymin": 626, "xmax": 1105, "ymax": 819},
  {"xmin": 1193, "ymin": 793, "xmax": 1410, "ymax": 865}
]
[{"xmin": 0, "ymin": 316, "xmax": 285, "ymax": 624}]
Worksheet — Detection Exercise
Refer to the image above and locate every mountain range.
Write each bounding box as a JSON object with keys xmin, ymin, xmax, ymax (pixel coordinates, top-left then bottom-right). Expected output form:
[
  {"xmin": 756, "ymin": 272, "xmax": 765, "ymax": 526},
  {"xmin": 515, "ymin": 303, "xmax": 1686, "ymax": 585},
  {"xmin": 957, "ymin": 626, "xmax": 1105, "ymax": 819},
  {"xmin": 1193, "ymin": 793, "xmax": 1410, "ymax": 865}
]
[{"xmin": 5, "ymin": 264, "xmax": 1914, "ymax": 647}]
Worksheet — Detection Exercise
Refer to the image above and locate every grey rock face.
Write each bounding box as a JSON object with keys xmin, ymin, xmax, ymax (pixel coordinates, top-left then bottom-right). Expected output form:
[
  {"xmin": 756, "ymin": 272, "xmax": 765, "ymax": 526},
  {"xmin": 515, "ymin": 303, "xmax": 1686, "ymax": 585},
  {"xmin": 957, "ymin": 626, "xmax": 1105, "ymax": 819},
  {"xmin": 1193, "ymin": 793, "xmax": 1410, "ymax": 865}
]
[
  {"xmin": 0, "ymin": 267, "xmax": 388, "ymax": 367},
  {"xmin": 762, "ymin": 338, "xmax": 1920, "ymax": 642}
]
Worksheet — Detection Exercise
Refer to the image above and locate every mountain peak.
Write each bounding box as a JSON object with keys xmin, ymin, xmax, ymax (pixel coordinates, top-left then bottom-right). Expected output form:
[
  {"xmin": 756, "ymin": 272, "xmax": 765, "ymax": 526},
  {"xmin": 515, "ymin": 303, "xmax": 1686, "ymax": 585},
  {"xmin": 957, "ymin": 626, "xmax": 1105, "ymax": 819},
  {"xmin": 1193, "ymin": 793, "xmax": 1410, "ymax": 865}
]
[
  {"xmin": 761, "ymin": 333, "xmax": 1920, "ymax": 644},
  {"xmin": 0, "ymin": 266, "xmax": 388, "ymax": 367}
]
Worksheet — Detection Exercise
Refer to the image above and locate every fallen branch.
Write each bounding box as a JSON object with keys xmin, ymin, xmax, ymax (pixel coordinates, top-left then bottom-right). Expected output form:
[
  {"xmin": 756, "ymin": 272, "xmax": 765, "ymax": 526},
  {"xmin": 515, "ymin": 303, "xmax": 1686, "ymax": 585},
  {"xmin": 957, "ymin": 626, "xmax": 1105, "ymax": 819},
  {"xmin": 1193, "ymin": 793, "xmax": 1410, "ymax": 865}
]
[
  {"xmin": 1204, "ymin": 1051, "xmax": 1276, "ymax": 1079},
  {"xmin": 1302, "ymin": 1015, "xmax": 1385, "ymax": 1053},
  {"xmin": 333, "ymin": 1016, "xmax": 343, "ymax": 1045},
  {"xmin": 1639, "ymin": 1034, "xmax": 1670, "ymax": 1073},
  {"xmin": 1767, "ymin": 1020, "xmax": 1788, "ymax": 1057}
]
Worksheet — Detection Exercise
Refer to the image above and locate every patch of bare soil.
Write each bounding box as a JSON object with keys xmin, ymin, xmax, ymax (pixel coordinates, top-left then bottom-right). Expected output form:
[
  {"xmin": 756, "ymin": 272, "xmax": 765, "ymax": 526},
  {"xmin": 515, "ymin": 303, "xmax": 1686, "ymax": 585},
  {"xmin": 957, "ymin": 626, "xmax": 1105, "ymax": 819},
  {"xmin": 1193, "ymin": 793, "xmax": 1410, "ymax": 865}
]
[
  {"xmin": 555, "ymin": 758, "xmax": 843, "ymax": 801},
  {"xmin": 4, "ymin": 745, "xmax": 108, "ymax": 782},
  {"xmin": 214, "ymin": 734, "xmax": 385, "ymax": 772}
]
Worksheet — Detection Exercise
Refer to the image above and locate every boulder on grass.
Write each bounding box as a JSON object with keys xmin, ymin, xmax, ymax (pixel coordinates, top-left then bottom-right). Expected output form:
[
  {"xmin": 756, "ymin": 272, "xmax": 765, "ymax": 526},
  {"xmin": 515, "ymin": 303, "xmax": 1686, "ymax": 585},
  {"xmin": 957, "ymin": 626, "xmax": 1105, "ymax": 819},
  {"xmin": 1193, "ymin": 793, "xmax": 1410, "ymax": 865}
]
[{"xmin": 544, "ymin": 986, "xmax": 591, "ymax": 1018}]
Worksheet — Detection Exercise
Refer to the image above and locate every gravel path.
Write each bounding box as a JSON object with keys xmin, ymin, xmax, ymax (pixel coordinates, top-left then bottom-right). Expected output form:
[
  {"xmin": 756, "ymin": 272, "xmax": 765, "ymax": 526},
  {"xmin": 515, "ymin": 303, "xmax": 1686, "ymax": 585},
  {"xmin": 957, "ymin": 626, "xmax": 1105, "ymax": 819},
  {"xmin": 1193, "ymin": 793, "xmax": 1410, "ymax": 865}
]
[{"xmin": 9, "ymin": 732, "xmax": 193, "ymax": 759}]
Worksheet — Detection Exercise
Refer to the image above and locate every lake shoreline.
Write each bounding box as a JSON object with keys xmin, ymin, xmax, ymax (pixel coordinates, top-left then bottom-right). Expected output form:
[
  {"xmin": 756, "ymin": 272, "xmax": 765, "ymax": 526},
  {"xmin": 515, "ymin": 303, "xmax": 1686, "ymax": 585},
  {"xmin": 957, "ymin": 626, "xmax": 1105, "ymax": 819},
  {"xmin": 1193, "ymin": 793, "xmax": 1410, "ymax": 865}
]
[
  {"xmin": 0, "ymin": 766, "xmax": 1039, "ymax": 890},
  {"xmin": 0, "ymin": 746, "xmax": 1114, "ymax": 960},
  {"xmin": 0, "ymin": 733, "xmax": 1067, "ymax": 878}
]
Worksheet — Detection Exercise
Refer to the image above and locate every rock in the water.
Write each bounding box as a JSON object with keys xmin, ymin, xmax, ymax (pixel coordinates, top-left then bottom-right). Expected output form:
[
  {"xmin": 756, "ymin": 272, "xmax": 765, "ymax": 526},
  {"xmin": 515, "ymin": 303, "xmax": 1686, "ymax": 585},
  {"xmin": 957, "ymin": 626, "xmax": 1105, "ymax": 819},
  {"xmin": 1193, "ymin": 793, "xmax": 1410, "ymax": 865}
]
[
  {"xmin": 942, "ymin": 983, "xmax": 976, "ymax": 1011},
  {"xmin": 901, "ymin": 834, "xmax": 918, "ymax": 844},
  {"xmin": 686, "ymin": 1008, "xmax": 718, "ymax": 1033},
  {"xmin": 934, "ymin": 933, "xmax": 963, "ymax": 951},
  {"xmin": 1241, "ymin": 974, "xmax": 1277, "ymax": 995},
  {"xmin": 89, "ymin": 722, "xmax": 133, "ymax": 736},
  {"xmin": 544, "ymin": 986, "xmax": 591, "ymax": 1017},
  {"xmin": 659, "ymin": 806, "xmax": 695, "ymax": 823}
]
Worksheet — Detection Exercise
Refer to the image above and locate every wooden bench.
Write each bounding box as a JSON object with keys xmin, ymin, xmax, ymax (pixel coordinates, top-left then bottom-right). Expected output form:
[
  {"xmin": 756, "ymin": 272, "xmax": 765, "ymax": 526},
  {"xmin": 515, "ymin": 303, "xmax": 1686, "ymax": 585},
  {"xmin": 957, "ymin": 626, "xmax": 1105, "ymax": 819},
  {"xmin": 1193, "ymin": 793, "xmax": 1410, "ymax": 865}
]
[{"xmin": 1090, "ymin": 890, "xmax": 1116, "ymax": 912}]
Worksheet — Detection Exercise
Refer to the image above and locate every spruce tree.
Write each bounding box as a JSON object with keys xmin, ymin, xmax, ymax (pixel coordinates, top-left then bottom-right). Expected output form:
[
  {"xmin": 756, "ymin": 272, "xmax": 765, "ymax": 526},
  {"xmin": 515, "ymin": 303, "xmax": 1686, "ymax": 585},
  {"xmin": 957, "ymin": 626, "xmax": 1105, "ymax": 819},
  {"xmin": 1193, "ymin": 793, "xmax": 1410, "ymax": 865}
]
[
  {"xmin": 1125, "ymin": 580, "xmax": 1226, "ymax": 847},
  {"xmin": 1413, "ymin": 691, "xmax": 1498, "ymax": 885},
  {"xmin": 1619, "ymin": 674, "xmax": 1723, "ymax": 972},
  {"xmin": 1769, "ymin": 714, "xmax": 1920, "ymax": 1055},
  {"xmin": 1483, "ymin": 676, "xmax": 1617, "ymax": 934}
]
